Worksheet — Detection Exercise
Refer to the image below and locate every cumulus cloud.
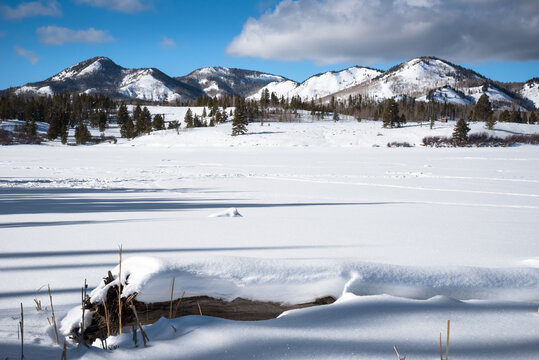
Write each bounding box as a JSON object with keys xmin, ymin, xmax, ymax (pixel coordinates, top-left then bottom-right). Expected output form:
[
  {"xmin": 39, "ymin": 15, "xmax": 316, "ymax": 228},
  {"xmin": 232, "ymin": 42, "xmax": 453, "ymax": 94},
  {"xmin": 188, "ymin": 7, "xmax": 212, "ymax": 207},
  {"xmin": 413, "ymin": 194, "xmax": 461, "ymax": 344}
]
[
  {"xmin": 14, "ymin": 46, "xmax": 39, "ymax": 64},
  {"xmin": 37, "ymin": 26, "xmax": 114, "ymax": 45},
  {"xmin": 75, "ymin": 0, "xmax": 150, "ymax": 13},
  {"xmin": 227, "ymin": 0, "xmax": 539, "ymax": 64},
  {"xmin": 160, "ymin": 36, "xmax": 177, "ymax": 49},
  {"xmin": 1, "ymin": 0, "xmax": 61, "ymax": 20}
]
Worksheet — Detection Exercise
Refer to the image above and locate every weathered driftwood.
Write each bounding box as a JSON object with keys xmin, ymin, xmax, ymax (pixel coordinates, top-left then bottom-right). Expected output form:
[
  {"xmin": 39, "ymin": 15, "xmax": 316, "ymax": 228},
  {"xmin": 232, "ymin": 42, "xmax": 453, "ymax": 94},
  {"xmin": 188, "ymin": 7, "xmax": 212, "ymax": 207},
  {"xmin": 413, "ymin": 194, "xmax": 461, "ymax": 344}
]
[{"xmin": 74, "ymin": 271, "xmax": 335, "ymax": 344}]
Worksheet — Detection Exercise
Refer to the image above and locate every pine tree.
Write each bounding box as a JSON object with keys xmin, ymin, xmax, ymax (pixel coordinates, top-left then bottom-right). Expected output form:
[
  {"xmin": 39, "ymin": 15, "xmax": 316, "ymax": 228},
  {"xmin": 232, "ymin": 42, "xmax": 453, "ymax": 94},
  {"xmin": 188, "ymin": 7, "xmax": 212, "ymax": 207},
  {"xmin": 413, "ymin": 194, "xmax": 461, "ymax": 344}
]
[
  {"xmin": 75, "ymin": 121, "xmax": 91, "ymax": 144},
  {"xmin": 153, "ymin": 114, "xmax": 165, "ymax": 130},
  {"xmin": 452, "ymin": 118, "xmax": 470, "ymax": 145},
  {"xmin": 98, "ymin": 110, "xmax": 107, "ymax": 132},
  {"xmin": 400, "ymin": 114, "xmax": 407, "ymax": 126},
  {"xmin": 522, "ymin": 112, "xmax": 528, "ymax": 125},
  {"xmin": 474, "ymin": 94, "xmax": 492, "ymax": 122},
  {"xmin": 202, "ymin": 107, "xmax": 207, "ymax": 119},
  {"xmin": 333, "ymin": 111, "xmax": 339, "ymax": 122},
  {"xmin": 529, "ymin": 111, "xmax": 537, "ymax": 124},
  {"xmin": 485, "ymin": 113, "xmax": 496, "ymax": 130},
  {"xmin": 120, "ymin": 117, "xmax": 134, "ymax": 138},
  {"xmin": 60, "ymin": 123, "xmax": 68, "ymax": 144},
  {"xmin": 382, "ymin": 99, "xmax": 399, "ymax": 128},
  {"xmin": 184, "ymin": 108, "xmax": 194, "ymax": 128},
  {"xmin": 231, "ymin": 100, "xmax": 248, "ymax": 136},
  {"xmin": 499, "ymin": 110, "xmax": 510, "ymax": 122},
  {"xmin": 117, "ymin": 103, "xmax": 129, "ymax": 126},
  {"xmin": 510, "ymin": 110, "xmax": 522, "ymax": 123},
  {"xmin": 133, "ymin": 105, "xmax": 142, "ymax": 123},
  {"xmin": 136, "ymin": 107, "xmax": 152, "ymax": 135}
]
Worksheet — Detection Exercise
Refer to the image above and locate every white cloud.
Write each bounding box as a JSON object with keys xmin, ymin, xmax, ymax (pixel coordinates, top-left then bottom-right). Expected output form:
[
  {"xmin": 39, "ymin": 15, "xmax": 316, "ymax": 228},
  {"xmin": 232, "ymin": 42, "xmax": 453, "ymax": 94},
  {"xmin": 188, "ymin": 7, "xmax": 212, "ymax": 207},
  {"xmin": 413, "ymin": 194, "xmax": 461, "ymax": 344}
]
[
  {"xmin": 75, "ymin": 0, "xmax": 150, "ymax": 13},
  {"xmin": 227, "ymin": 0, "xmax": 539, "ymax": 64},
  {"xmin": 37, "ymin": 26, "xmax": 114, "ymax": 45},
  {"xmin": 14, "ymin": 46, "xmax": 39, "ymax": 64},
  {"xmin": 160, "ymin": 36, "xmax": 177, "ymax": 49},
  {"xmin": 1, "ymin": 0, "xmax": 61, "ymax": 20}
]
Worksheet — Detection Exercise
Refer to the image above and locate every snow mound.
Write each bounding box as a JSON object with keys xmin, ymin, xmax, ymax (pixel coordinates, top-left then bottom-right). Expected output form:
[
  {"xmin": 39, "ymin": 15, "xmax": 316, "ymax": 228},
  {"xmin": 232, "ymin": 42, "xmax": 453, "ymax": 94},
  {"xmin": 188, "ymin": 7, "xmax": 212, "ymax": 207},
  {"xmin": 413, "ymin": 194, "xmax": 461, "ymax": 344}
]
[
  {"xmin": 209, "ymin": 208, "xmax": 243, "ymax": 217},
  {"xmin": 86, "ymin": 256, "xmax": 539, "ymax": 307}
]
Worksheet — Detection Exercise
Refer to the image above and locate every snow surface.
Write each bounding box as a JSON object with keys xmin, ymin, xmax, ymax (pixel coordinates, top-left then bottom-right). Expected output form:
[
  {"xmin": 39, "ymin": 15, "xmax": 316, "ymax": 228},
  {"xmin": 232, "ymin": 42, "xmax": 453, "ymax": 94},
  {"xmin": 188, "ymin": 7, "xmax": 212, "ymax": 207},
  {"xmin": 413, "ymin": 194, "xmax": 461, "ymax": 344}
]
[
  {"xmin": 520, "ymin": 81, "xmax": 539, "ymax": 109},
  {"xmin": 119, "ymin": 70, "xmax": 179, "ymax": 102},
  {"xmin": 0, "ymin": 108, "xmax": 538, "ymax": 359},
  {"xmin": 416, "ymin": 86, "xmax": 473, "ymax": 105},
  {"xmin": 14, "ymin": 85, "xmax": 53, "ymax": 96},
  {"xmin": 78, "ymin": 60, "xmax": 103, "ymax": 77}
]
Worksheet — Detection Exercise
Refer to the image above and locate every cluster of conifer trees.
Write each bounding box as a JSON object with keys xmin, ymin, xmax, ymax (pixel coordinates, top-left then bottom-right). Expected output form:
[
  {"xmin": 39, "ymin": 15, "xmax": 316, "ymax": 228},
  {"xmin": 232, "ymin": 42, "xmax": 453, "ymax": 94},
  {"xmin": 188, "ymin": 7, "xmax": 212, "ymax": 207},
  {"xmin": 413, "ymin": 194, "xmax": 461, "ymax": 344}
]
[{"xmin": 1, "ymin": 87, "xmax": 536, "ymax": 143}]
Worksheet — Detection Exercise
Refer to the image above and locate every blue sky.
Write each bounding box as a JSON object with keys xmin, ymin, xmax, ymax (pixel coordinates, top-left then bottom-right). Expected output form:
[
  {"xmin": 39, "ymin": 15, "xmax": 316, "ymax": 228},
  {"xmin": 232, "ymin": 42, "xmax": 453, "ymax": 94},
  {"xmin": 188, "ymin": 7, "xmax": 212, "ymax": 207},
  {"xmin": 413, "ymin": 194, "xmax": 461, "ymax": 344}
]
[{"xmin": 0, "ymin": 0, "xmax": 538, "ymax": 89}]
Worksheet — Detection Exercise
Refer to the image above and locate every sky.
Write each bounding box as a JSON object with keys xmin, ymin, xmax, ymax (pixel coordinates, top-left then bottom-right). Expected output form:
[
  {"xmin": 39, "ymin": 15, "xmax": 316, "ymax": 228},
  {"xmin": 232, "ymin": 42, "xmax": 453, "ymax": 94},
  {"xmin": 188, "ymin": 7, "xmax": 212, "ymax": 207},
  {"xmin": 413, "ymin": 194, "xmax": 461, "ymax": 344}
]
[{"xmin": 0, "ymin": 0, "xmax": 538, "ymax": 89}]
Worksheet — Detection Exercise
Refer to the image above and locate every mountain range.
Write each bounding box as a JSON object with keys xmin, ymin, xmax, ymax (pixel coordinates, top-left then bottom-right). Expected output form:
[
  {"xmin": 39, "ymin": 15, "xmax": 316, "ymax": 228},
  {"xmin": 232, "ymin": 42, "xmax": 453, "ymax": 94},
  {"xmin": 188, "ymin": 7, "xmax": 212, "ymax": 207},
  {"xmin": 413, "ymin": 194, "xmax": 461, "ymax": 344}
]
[{"xmin": 4, "ymin": 56, "xmax": 538, "ymax": 110}]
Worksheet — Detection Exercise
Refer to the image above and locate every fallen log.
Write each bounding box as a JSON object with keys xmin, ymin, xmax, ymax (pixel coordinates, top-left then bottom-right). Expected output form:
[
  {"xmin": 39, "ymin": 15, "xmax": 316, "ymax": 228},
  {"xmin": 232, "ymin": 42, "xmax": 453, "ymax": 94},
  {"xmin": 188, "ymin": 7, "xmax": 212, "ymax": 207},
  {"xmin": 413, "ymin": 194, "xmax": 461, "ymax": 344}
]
[{"xmin": 73, "ymin": 273, "xmax": 335, "ymax": 344}]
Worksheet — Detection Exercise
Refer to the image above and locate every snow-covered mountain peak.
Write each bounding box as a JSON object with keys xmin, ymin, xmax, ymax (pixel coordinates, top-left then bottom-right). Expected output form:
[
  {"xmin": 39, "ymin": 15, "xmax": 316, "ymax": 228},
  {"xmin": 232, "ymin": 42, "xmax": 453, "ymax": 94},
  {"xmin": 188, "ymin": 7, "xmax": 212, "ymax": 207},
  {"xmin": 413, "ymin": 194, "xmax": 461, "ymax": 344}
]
[
  {"xmin": 249, "ymin": 66, "xmax": 382, "ymax": 101},
  {"xmin": 520, "ymin": 78, "xmax": 539, "ymax": 108},
  {"xmin": 177, "ymin": 67, "xmax": 288, "ymax": 97},
  {"xmin": 49, "ymin": 56, "xmax": 121, "ymax": 82}
]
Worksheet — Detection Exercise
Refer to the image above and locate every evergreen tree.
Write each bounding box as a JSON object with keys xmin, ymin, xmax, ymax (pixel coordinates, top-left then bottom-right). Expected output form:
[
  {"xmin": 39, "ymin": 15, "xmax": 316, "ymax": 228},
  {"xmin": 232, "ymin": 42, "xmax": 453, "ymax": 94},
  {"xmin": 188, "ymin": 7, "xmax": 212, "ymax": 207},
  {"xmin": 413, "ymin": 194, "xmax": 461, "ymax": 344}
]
[
  {"xmin": 117, "ymin": 103, "xmax": 129, "ymax": 126},
  {"xmin": 333, "ymin": 111, "xmax": 339, "ymax": 121},
  {"xmin": 202, "ymin": 107, "xmax": 207, "ymax": 119},
  {"xmin": 382, "ymin": 99, "xmax": 399, "ymax": 128},
  {"xmin": 400, "ymin": 114, "xmax": 407, "ymax": 125},
  {"xmin": 485, "ymin": 113, "xmax": 496, "ymax": 130},
  {"xmin": 60, "ymin": 123, "xmax": 68, "ymax": 144},
  {"xmin": 231, "ymin": 100, "xmax": 248, "ymax": 136},
  {"xmin": 153, "ymin": 114, "xmax": 165, "ymax": 130},
  {"xmin": 522, "ymin": 112, "xmax": 528, "ymax": 125},
  {"xmin": 499, "ymin": 110, "xmax": 510, "ymax": 122},
  {"xmin": 184, "ymin": 108, "xmax": 194, "ymax": 128},
  {"xmin": 75, "ymin": 122, "xmax": 92, "ymax": 144},
  {"xmin": 98, "ymin": 110, "xmax": 107, "ymax": 132},
  {"xmin": 452, "ymin": 118, "xmax": 470, "ymax": 144},
  {"xmin": 22, "ymin": 118, "xmax": 36, "ymax": 136},
  {"xmin": 136, "ymin": 107, "xmax": 152, "ymax": 135},
  {"xmin": 529, "ymin": 111, "xmax": 537, "ymax": 124},
  {"xmin": 510, "ymin": 110, "xmax": 522, "ymax": 123},
  {"xmin": 120, "ymin": 117, "xmax": 134, "ymax": 138},
  {"xmin": 133, "ymin": 105, "xmax": 142, "ymax": 123},
  {"xmin": 474, "ymin": 94, "xmax": 492, "ymax": 122}
]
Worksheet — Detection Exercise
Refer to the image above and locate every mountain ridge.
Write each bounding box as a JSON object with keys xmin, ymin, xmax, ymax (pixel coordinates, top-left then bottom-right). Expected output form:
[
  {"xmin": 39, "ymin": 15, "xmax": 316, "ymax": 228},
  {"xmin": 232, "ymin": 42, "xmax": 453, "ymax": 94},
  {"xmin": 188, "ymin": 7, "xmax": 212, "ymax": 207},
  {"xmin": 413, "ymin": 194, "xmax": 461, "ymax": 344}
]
[{"xmin": 2, "ymin": 56, "xmax": 537, "ymax": 110}]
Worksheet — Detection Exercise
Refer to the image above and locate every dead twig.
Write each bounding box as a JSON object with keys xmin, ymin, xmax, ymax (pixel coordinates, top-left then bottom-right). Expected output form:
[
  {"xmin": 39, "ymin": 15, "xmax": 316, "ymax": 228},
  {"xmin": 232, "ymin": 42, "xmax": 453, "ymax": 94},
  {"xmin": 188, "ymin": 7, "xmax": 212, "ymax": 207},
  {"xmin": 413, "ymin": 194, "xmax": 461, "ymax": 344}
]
[
  {"xmin": 102, "ymin": 300, "xmax": 110, "ymax": 337},
  {"xmin": 172, "ymin": 291, "xmax": 186, "ymax": 318},
  {"xmin": 197, "ymin": 302, "xmax": 203, "ymax": 316},
  {"xmin": 169, "ymin": 277, "xmax": 175, "ymax": 319},
  {"xmin": 446, "ymin": 320, "xmax": 450, "ymax": 360},
  {"xmin": 128, "ymin": 304, "xmax": 149, "ymax": 347},
  {"xmin": 48, "ymin": 284, "xmax": 59, "ymax": 345},
  {"xmin": 20, "ymin": 303, "xmax": 24, "ymax": 360},
  {"xmin": 393, "ymin": 345, "xmax": 405, "ymax": 360},
  {"xmin": 118, "ymin": 245, "xmax": 123, "ymax": 335}
]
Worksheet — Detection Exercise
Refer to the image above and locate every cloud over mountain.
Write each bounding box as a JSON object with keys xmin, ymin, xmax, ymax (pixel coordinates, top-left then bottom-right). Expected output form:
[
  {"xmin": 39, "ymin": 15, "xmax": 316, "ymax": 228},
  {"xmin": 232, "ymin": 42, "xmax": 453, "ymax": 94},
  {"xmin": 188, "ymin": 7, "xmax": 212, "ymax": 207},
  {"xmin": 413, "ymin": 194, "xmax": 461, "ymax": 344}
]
[
  {"xmin": 227, "ymin": 0, "xmax": 539, "ymax": 64},
  {"xmin": 75, "ymin": 0, "xmax": 150, "ymax": 13},
  {"xmin": 1, "ymin": 0, "xmax": 61, "ymax": 20},
  {"xmin": 37, "ymin": 26, "xmax": 114, "ymax": 45}
]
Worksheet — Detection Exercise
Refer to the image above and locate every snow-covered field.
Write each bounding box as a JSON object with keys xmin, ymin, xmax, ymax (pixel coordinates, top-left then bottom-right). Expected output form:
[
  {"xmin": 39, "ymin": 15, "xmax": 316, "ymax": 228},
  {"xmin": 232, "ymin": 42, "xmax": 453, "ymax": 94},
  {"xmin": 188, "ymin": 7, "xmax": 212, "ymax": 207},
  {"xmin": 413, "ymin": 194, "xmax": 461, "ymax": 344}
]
[{"xmin": 1, "ymin": 108, "xmax": 538, "ymax": 359}]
